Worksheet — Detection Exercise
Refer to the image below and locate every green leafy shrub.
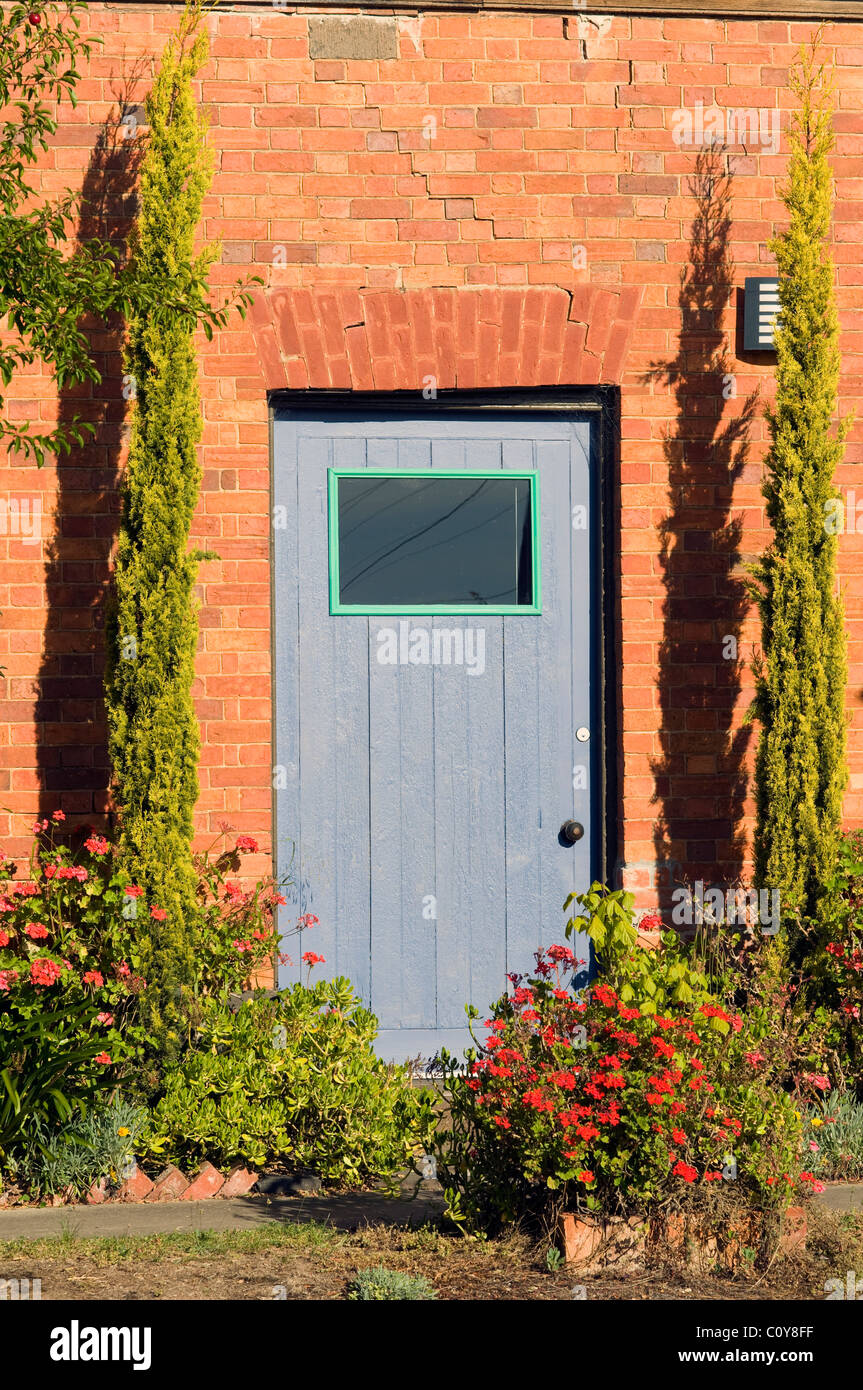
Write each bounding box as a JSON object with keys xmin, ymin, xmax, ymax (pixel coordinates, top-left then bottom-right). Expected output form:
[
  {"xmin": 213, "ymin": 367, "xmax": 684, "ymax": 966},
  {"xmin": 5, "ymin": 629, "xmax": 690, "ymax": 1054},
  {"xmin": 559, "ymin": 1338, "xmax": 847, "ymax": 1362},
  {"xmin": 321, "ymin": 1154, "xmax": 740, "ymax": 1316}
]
[
  {"xmin": 574, "ymin": 882, "xmax": 718, "ymax": 1014},
  {"xmin": 145, "ymin": 978, "xmax": 431, "ymax": 1183},
  {"xmin": 346, "ymin": 1266, "xmax": 437, "ymax": 1301},
  {"xmin": 433, "ymin": 885, "xmax": 806, "ymax": 1234}
]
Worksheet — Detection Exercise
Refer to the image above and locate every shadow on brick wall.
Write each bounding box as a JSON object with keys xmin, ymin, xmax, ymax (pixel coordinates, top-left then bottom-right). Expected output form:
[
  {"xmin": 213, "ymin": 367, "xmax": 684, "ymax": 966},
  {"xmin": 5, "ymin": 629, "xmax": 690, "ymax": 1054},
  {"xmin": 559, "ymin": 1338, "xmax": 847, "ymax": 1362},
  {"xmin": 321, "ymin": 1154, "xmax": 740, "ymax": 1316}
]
[
  {"xmin": 645, "ymin": 146, "xmax": 760, "ymax": 903},
  {"xmin": 35, "ymin": 90, "xmax": 145, "ymax": 832}
]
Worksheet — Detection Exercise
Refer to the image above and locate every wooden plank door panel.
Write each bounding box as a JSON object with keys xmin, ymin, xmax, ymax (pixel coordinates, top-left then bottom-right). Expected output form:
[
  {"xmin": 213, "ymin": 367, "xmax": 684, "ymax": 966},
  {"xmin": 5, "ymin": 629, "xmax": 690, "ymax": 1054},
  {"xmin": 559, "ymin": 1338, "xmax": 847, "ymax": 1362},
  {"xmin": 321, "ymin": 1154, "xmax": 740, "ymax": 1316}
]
[{"xmin": 274, "ymin": 408, "xmax": 597, "ymax": 1062}]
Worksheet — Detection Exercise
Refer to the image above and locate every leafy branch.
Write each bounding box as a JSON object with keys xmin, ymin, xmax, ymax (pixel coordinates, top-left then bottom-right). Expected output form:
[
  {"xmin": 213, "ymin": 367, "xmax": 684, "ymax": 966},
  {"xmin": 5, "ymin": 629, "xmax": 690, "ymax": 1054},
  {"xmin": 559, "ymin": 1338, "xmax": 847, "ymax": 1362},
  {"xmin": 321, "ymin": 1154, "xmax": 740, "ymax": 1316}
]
[{"xmin": 0, "ymin": 0, "xmax": 259, "ymax": 467}]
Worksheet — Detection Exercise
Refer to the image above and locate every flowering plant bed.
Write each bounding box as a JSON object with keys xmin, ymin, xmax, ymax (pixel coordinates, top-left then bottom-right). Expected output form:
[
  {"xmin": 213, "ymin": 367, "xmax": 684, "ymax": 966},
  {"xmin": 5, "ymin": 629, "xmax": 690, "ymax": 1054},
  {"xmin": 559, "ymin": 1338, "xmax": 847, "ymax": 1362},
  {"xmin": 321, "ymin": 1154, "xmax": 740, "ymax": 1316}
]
[
  {"xmin": 0, "ymin": 814, "xmax": 148, "ymax": 1166},
  {"xmin": 432, "ymin": 885, "xmax": 811, "ymax": 1235},
  {"xmin": 0, "ymin": 816, "xmax": 301, "ymax": 1193}
]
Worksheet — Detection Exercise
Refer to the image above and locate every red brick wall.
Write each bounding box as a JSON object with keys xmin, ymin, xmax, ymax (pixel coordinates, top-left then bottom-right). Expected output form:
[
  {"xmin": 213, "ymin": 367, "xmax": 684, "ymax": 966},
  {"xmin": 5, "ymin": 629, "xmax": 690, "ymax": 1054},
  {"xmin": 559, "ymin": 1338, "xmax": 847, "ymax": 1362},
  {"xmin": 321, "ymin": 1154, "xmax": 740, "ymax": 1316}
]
[{"xmin": 2, "ymin": 3, "xmax": 863, "ymax": 902}]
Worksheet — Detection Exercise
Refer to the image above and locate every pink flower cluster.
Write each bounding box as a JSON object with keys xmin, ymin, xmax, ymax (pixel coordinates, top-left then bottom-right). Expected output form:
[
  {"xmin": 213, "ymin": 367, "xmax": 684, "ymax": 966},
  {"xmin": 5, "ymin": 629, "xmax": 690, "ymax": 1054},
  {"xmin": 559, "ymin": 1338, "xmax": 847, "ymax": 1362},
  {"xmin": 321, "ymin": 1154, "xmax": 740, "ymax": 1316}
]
[
  {"xmin": 43, "ymin": 864, "xmax": 88, "ymax": 883},
  {"xmin": 30, "ymin": 958, "xmax": 64, "ymax": 987}
]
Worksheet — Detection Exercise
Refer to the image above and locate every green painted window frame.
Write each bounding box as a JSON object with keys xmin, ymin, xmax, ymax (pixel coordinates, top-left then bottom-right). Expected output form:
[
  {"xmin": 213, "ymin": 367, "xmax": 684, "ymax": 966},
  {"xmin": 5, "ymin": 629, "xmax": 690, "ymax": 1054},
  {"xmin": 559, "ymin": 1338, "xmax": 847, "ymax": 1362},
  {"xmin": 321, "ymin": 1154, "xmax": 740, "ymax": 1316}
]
[{"xmin": 327, "ymin": 467, "xmax": 542, "ymax": 616}]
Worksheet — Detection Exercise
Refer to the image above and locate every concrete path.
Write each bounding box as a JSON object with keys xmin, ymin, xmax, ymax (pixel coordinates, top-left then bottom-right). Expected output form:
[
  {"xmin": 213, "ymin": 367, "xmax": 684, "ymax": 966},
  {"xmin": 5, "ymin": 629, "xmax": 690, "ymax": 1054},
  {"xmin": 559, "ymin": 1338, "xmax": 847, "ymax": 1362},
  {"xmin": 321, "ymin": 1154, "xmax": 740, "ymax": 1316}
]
[
  {"xmin": 0, "ymin": 1182, "xmax": 859, "ymax": 1243},
  {"xmin": 815, "ymin": 1182, "xmax": 863, "ymax": 1212},
  {"xmin": 0, "ymin": 1187, "xmax": 446, "ymax": 1242}
]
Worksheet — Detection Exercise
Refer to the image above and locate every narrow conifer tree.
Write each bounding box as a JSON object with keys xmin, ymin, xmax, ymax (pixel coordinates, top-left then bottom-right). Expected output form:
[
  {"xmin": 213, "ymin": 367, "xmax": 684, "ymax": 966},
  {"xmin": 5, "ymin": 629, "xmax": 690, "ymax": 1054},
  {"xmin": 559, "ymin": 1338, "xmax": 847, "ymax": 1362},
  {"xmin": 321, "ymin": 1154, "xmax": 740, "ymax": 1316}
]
[
  {"xmin": 751, "ymin": 41, "xmax": 849, "ymax": 926},
  {"xmin": 105, "ymin": 3, "xmax": 215, "ymax": 1052}
]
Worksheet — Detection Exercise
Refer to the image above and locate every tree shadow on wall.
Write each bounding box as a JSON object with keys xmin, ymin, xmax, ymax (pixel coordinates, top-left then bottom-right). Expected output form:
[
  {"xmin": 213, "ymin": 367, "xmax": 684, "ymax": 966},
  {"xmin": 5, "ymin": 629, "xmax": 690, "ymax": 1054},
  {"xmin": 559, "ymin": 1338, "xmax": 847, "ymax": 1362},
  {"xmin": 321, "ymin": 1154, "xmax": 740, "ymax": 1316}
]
[
  {"xmin": 35, "ymin": 90, "xmax": 146, "ymax": 833},
  {"xmin": 645, "ymin": 147, "xmax": 759, "ymax": 904}
]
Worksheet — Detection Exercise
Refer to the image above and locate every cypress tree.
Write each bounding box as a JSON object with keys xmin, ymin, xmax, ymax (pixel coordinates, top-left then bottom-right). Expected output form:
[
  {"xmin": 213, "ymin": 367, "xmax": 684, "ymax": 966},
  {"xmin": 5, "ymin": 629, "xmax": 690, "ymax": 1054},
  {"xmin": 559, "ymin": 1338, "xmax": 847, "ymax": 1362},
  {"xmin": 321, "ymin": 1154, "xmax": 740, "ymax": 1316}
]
[
  {"xmin": 751, "ymin": 41, "xmax": 849, "ymax": 926},
  {"xmin": 105, "ymin": 3, "xmax": 215, "ymax": 1052}
]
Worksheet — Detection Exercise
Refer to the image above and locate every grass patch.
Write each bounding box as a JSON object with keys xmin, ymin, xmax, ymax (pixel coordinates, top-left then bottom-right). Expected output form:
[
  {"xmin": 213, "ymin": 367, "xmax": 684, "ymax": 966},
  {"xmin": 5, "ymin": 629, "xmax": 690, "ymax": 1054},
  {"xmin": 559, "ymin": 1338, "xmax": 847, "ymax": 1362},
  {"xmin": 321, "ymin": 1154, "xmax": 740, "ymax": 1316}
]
[{"xmin": 0, "ymin": 1218, "xmax": 345, "ymax": 1265}]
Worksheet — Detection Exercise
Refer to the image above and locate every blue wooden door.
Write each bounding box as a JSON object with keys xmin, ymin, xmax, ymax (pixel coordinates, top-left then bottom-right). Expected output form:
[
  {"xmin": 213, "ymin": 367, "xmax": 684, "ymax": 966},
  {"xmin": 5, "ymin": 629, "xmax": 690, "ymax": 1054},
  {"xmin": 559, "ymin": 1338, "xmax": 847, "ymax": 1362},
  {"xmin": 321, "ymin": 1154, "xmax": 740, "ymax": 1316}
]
[{"xmin": 273, "ymin": 406, "xmax": 599, "ymax": 1063}]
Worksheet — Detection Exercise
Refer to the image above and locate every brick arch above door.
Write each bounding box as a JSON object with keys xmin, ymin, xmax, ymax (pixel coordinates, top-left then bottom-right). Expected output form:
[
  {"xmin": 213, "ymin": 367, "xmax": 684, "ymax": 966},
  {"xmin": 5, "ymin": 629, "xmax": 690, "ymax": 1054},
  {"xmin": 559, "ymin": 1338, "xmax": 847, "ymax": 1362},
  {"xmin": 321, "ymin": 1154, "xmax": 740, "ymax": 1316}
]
[{"xmin": 249, "ymin": 284, "xmax": 642, "ymax": 393}]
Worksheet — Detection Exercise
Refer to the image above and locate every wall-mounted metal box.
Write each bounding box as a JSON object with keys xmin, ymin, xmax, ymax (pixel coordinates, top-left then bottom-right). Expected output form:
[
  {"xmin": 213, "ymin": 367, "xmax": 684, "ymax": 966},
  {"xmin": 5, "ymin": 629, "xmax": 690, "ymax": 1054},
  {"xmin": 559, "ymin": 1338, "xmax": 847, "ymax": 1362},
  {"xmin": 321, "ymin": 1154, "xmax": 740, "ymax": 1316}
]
[{"xmin": 743, "ymin": 277, "xmax": 780, "ymax": 352}]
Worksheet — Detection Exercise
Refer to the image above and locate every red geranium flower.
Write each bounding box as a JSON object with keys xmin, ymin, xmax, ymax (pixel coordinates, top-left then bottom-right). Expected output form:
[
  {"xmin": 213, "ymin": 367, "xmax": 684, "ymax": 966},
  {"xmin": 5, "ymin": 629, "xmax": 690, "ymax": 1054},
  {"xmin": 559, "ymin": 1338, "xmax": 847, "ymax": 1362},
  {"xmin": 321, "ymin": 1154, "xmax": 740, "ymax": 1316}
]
[
  {"xmin": 591, "ymin": 983, "xmax": 617, "ymax": 1007},
  {"xmin": 672, "ymin": 1160, "xmax": 697, "ymax": 1183},
  {"xmin": 548, "ymin": 1071, "xmax": 576, "ymax": 1090}
]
